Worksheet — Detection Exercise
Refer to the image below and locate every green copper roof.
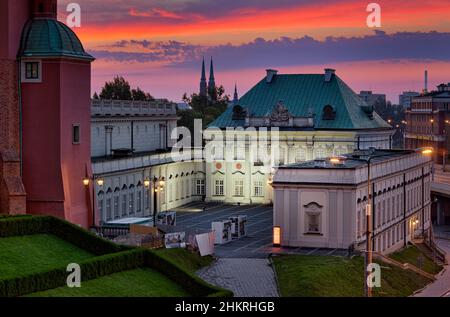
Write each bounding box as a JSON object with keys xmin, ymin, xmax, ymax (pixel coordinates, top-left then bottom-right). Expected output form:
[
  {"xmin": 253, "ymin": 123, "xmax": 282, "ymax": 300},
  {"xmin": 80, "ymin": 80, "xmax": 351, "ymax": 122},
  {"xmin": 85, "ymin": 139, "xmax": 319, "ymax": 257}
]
[
  {"xmin": 18, "ymin": 18, "xmax": 94, "ymax": 60},
  {"xmin": 210, "ymin": 73, "xmax": 391, "ymax": 130}
]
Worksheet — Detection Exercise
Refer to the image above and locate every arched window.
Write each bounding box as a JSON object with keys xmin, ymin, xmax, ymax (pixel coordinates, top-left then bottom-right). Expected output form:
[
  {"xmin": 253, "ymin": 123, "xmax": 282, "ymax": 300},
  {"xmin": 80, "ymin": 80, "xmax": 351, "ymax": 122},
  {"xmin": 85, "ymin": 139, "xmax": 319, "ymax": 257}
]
[
  {"xmin": 129, "ymin": 185, "xmax": 135, "ymax": 215},
  {"xmin": 98, "ymin": 191, "xmax": 105, "ymax": 222},
  {"xmin": 113, "ymin": 188, "xmax": 120, "ymax": 219},
  {"xmin": 136, "ymin": 182, "xmax": 142, "ymax": 214},
  {"xmin": 106, "ymin": 188, "xmax": 113, "ymax": 221},
  {"xmin": 304, "ymin": 202, "xmax": 323, "ymax": 234},
  {"xmin": 121, "ymin": 185, "xmax": 128, "ymax": 217}
]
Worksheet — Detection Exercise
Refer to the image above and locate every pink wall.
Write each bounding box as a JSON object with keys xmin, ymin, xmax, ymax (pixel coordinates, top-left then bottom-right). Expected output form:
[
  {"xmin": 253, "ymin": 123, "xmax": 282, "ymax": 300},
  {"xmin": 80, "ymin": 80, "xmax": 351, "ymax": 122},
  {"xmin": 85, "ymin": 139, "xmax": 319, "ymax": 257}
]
[
  {"xmin": 21, "ymin": 58, "xmax": 92, "ymax": 228},
  {"xmin": 0, "ymin": 0, "xmax": 30, "ymax": 60}
]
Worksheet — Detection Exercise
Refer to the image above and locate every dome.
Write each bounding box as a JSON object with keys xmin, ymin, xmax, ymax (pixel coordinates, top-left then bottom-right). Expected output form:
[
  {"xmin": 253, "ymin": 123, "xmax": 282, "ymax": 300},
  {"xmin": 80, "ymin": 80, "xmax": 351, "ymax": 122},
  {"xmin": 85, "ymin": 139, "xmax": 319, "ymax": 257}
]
[{"xmin": 18, "ymin": 18, "xmax": 94, "ymax": 60}]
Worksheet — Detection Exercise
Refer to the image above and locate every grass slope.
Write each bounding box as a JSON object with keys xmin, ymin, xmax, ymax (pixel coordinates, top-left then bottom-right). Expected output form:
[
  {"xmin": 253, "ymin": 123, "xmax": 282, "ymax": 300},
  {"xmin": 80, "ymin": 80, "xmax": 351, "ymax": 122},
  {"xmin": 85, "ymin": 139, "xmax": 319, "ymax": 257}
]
[
  {"xmin": 154, "ymin": 248, "xmax": 214, "ymax": 273},
  {"xmin": 0, "ymin": 234, "xmax": 94, "ymax": 280},
  {"xmin": 273, "ymin": 255, "xmax": 432, "ymax": 297},
  {"xmin": 29, "ymin": 268, "xmax": 189, "ymax": 297},
  {"xmin": 390, "ymin": 245, "xmax": 442, "ymax": 275}
]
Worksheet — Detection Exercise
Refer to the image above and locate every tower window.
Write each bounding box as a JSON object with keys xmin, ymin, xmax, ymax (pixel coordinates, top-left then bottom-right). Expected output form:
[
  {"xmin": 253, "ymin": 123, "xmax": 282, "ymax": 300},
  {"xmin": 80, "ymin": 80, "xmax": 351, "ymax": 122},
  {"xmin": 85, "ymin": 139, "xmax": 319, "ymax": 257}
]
[
  {"xmin": 22, "ymin": 61, "xmax": 42, "ymax": 83},
  {"xmin": 72, "ymin": 125, "xmax": 80, "ymax": 144},
  {"xmin": 25, "ymin": 62, "xmax": 40, "ymax": 79}
]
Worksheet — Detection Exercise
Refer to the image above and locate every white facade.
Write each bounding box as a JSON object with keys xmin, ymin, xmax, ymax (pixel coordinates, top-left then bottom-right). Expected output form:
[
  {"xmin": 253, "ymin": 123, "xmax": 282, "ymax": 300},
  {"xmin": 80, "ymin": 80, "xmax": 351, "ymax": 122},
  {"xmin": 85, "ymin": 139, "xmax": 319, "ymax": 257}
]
[
  {"xmin": 91, "ymin": 100, "xmax": 205, "ymax": 224},
  {"xmin": 273, "ymin": 150, "xmax": 433, "ymax": 254},
  {"xmin": 205, "ymin": 129, "xmax": 394, "ymax": 205}
]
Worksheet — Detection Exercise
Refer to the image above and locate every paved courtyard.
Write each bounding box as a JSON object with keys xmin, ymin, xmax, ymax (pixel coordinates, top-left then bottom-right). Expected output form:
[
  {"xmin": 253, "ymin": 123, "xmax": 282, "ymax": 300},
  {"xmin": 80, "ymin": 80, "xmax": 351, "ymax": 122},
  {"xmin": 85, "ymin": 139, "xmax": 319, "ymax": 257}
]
[
  {"xmin": 197, "ymin": 258, "xmax": 279, "ymax": 297},
  {"xmin": 174, "ymin": 202, "xmax": 348, "ymax": 258}
]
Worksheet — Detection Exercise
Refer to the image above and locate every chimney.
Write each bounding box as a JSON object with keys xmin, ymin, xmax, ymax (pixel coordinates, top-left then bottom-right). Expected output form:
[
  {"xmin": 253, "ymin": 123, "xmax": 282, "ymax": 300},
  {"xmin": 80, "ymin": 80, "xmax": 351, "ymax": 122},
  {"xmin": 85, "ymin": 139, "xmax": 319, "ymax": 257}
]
[
  {"xmin": 424, "ymin": 70, "xmax": 428, "ymax": 93},
  {"xmin": 324, "ymin": 68, "xmax": 336, "ymax": 82},
  {"xmin": 266, "ymin": 69, "xmax": 278, "ymax": 83}
]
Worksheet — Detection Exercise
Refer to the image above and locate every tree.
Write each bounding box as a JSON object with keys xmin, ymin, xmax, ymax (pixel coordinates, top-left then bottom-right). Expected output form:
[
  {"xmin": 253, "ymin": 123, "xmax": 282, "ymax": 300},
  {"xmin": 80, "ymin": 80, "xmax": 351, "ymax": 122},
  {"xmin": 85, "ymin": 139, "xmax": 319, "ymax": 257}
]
[
  {"xmin": 180, "ymin": 85, "xmax": 230, "ymax": 135},
  {"xmin": 93, "ymin": 92, "xmax": 99, "ymax": 99},
  {"xmin": 99, "ymin": 76, "xmax": 132, "ymax": 100},
  {"xmin": 132, "ymin": 87, "xmax": 155, "ymax": 101},
  {"xmin": 98, "ymin": 76, "xmax": 154, "ymax": 101}
]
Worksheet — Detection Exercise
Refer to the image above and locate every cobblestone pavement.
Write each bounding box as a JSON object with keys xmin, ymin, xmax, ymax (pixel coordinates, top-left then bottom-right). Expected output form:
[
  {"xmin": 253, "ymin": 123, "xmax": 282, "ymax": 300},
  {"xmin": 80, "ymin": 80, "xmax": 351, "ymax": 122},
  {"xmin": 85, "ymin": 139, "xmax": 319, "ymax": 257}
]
[
  {"xmin": 414, "ymin": 238, "xmax": 450, "ymax": 297},
  {"xmin": 197, "ymin": 258, "xmax": 279, "ymax": 297}
]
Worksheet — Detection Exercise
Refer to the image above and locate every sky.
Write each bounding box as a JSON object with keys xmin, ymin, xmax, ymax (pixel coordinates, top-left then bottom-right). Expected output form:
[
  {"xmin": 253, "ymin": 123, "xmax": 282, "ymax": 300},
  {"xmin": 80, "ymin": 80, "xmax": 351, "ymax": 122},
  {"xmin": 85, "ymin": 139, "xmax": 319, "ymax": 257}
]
[{"xmin": 58, "ymin": 0, "xmax": 450, "ymax": 103}]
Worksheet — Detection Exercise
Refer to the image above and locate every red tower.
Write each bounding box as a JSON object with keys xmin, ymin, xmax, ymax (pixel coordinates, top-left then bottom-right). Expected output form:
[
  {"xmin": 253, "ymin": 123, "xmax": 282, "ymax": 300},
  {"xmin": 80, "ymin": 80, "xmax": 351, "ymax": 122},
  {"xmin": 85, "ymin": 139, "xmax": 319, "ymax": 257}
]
[{"xmin": 17, "ymin": 0, "xmax": 95, "ymax": 227}]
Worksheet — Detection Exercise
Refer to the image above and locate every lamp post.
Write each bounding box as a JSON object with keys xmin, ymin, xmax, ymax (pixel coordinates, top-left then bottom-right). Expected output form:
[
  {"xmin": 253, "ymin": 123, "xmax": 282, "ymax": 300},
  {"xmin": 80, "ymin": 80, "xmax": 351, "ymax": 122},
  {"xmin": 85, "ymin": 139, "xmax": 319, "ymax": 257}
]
[
  {"xmin": 329, "ymin": 147, "xmax": 433, "ymax": 297},
  {"xmin": 144, "ymin": 176, "xmax": 165, "ymax": 226},
  {"xmin": 83, "ymin": 176, "xmax": 104, "ymax": 227}
]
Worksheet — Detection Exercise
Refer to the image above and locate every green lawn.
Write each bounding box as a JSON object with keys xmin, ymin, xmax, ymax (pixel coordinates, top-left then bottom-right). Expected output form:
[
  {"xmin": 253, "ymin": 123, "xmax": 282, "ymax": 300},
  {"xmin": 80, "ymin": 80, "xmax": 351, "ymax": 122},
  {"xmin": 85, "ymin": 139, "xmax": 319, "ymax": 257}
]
[
  {"xmin": 273, "ymin": 255, "xmax": 432, "ymax": 297},
  {"xmin": 29, "ymin": 268, "xmax": 189, "ymax": 297},
  {"xmin": 390, "ymin": 245, "xmax": 442, "ymax": 275},
  {"xmin": 153, "ymin": 248, "xmax": 214, "ymax": 273},
  {"xmin": 0, "ymin": 234, "xmax": 94, "ymax": 280}
]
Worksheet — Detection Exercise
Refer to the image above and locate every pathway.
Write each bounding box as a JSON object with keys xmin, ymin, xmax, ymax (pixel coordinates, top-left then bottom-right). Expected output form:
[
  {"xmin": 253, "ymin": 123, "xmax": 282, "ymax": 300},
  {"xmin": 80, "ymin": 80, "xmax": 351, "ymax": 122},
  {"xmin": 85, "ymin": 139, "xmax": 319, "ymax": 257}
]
[
  {"xmin": 197, "ymin": 258, "xmax": 279, "ymax": 297},
  {"xmin": 414, "ymin": 238, "xmax": 450, "ymax": 297}
]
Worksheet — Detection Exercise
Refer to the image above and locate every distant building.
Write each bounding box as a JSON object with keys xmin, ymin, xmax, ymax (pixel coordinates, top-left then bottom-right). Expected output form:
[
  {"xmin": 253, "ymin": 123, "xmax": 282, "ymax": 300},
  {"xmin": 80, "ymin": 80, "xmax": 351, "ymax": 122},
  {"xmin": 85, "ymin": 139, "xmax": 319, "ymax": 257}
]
[
  {"xmin": 273, "ymin": 149, "xmax": 432, "ymax": 254},
  {"xmin": 199, "ymin": 57, "xmax": 217, "ymax": 101},
  {"xmin": 358, "ymin": 91, "xmax": 387, "ymax": 107},
  {"xmin": 405, "ymin": 83, "xmax": 450, "ymax": 163},
  {"xmin": 399, "ymin": 91, "xmax": 420, "ymax": 109}
]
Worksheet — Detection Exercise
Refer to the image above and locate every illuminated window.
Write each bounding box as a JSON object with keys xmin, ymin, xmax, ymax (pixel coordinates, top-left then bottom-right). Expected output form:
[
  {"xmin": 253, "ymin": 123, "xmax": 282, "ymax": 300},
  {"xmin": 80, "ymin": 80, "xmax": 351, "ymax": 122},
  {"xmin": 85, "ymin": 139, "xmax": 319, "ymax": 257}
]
[{"xmin": 25, "ymin": 62, "xmax": 40, "ymax": 79}]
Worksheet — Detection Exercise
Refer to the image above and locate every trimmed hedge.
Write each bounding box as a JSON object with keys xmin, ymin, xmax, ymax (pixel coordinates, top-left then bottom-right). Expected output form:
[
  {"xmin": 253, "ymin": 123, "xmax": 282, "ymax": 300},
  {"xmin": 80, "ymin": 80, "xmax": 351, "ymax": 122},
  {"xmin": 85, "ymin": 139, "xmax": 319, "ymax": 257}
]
[
  {"xmin": 0, "ymin": 249, "xmax": 146, "ymax": 297},
  {"xmin": 145, "ymin": 250, "xmax": 233, "ymax": 297},
  {"xmin": 0, "ymin": 216, "xmax": 232, "ymax": 297}
]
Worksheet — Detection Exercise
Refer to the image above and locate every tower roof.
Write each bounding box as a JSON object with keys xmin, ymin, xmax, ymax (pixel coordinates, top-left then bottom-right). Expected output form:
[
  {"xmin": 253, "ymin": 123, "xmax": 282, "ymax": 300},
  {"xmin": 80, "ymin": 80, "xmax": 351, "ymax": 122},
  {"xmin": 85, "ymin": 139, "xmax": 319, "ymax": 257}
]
[
  {"xmin": 18, "ymin": 18, "xmax": 94, "ymax": 60},
  {"xmin": 209, "ymin": 58, "xmax": 215, "ymax": 80},
  {"xmin": 201, "ymin": 57, "xmax": 206, "ymax": 80}
]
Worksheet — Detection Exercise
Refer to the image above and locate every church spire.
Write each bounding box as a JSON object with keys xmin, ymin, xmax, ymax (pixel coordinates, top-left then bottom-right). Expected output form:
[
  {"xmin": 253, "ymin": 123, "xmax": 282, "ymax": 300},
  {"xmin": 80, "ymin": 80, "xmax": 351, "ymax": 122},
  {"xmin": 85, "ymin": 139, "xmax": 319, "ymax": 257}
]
[
  {"xmin": 208, "ymin": 57, "xmax": 217, "ymax": 100},
  {"xmin": 199, "ymin": 57, "xmax": 207, "ymax": 97},
  {"xmin": 233, "ymin": 83, "xmax": 239, "ymax": 105}
]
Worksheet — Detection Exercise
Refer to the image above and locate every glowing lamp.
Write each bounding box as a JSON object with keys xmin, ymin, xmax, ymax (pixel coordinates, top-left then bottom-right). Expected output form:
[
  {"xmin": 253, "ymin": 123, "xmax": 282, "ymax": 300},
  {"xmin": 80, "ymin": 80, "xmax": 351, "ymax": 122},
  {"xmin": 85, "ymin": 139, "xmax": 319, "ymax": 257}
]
[
  {"xmin": 273, "ymin": 226, "xmax": 281, "ymax": 247},
  {"xmin": 97, "ymin": 179, "xmax": 104, "ymax": 187},
  {"xmin": 144, "ymin": 179, "xmax": 151, "ymax": 188},
  {"xmin": 83, "ymin": 178, "xmax": 90, "ymax": 186}
]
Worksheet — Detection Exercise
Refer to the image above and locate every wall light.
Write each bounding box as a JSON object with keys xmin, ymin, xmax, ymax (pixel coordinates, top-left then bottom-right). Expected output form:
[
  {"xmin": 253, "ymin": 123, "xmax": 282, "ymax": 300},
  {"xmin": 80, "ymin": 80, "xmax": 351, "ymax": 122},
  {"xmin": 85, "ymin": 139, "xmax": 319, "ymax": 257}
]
[{"xmin": 273, "ymin": 226, "xmax": 281, "ymax": 247}]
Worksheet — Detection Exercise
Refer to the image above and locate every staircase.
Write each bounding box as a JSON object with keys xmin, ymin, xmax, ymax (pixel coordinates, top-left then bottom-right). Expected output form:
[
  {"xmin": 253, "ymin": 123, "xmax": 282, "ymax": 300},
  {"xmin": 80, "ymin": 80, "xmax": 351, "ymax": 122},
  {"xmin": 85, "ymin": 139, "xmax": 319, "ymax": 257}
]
[{"xmin": 415, "ymin": 242, "xmax": 447, "ymax": 267}]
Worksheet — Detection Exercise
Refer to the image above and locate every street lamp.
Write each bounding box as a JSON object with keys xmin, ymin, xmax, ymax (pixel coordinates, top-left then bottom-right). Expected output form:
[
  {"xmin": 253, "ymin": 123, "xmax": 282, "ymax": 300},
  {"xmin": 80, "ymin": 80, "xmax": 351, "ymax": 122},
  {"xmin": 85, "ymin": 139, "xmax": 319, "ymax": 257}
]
[
  {"xmin": 144, "ymin": 176, "xmax": 165, "ymax": 226},
  {"xmin": 83, "ymin": 176, "xmax": 104, "ymax": 227},
  {"xmin": 329, "ymin": 147, "xmax": 433, "ymax": 297}
]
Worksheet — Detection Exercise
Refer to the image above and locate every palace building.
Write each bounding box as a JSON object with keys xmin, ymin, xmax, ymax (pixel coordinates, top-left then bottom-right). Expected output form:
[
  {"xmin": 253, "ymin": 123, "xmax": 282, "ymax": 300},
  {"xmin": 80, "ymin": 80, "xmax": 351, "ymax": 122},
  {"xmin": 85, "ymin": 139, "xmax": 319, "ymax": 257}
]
[
  {"xmin": 0, "ymin": 0, "xmax": 94, "ymax": 227},
  {"xmin": 205, "ymin": 69, "xmax": 395, "ymax": 205},
  {"xmin": 273, "ymin": 149, "xmax": 433, "ymax": 254}
]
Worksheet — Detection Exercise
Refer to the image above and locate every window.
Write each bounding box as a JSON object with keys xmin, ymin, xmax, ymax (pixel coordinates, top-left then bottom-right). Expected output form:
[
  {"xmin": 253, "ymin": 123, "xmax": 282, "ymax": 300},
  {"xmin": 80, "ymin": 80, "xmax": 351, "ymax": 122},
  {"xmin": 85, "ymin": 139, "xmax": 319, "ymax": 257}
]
[
  {"xmin": 307, "ymin": 214, "xmax": 320, "ymax": 233},
  {"xmin": 214, "ymin": 179, "xmax": 224, "ymax": 196},
  {"xmin": 98, "ymin": 191, "xmax": 104, "ymax": 221},
  {"xmin": 113, "ymin": 194, "xmax": 120, "ymax": 219},
  {"xmin": 196, "ymin": 179, "xmax": 205, "ymax": 196},
  {"xmin": 72, "ymin": 125, "xmax": 80, "ymax": 144},
  {"xmin": 121, "ymin": 194, "xmax": 127, "ymax": 216},
  {"xmin": 129, "ymin": 192, "xmax": 134, "ymax": 214},
  {"xmin": 186, "ymin": 179, "xmax": 190, "ymax": 198},
  {"xmin": 234, "ymin": 180, "xmax": 244, "ymax": 197},
  {"xmin": 253, "ymin": 181, "xmax": 264, "ymax": 197},
  {"xmin": 296, "ymin": 147, "xmax": 306, "ymax": 163},
  {"xmin": 25, "ymin": 62, "xmax": 40, "ymax": 79},
  {"xmin": 304, "ymin": 202, "xmax": 323, "ymax": 234},
  {"xmin": 137, "ymin": 190, "xmax": 142, "ymax": 213},
  {"xmin": 106, "ymin": 198, "xmax": 112, "ymax": 221}
]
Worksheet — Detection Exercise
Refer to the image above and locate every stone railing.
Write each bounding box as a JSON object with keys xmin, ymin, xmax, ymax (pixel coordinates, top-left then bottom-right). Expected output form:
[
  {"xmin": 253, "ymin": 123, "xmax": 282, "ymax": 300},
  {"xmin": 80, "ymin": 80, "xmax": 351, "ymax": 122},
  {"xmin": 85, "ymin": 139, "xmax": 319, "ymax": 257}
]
[{"xmin": 91, "ymin": 99, "xmax": 177, "ymax": 117}]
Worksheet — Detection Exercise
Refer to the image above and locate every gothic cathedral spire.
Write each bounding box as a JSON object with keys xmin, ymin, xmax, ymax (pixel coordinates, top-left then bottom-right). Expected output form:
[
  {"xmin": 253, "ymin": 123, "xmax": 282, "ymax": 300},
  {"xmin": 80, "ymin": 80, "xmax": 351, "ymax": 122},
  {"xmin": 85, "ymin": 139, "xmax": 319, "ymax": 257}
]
[
  {"xmin": 199, "ymin": 57, "xmax": 207, "ymax": 98},
  {"xmin": 208, "ymin": 57, "xmax": 217, "ymax": 101}
]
